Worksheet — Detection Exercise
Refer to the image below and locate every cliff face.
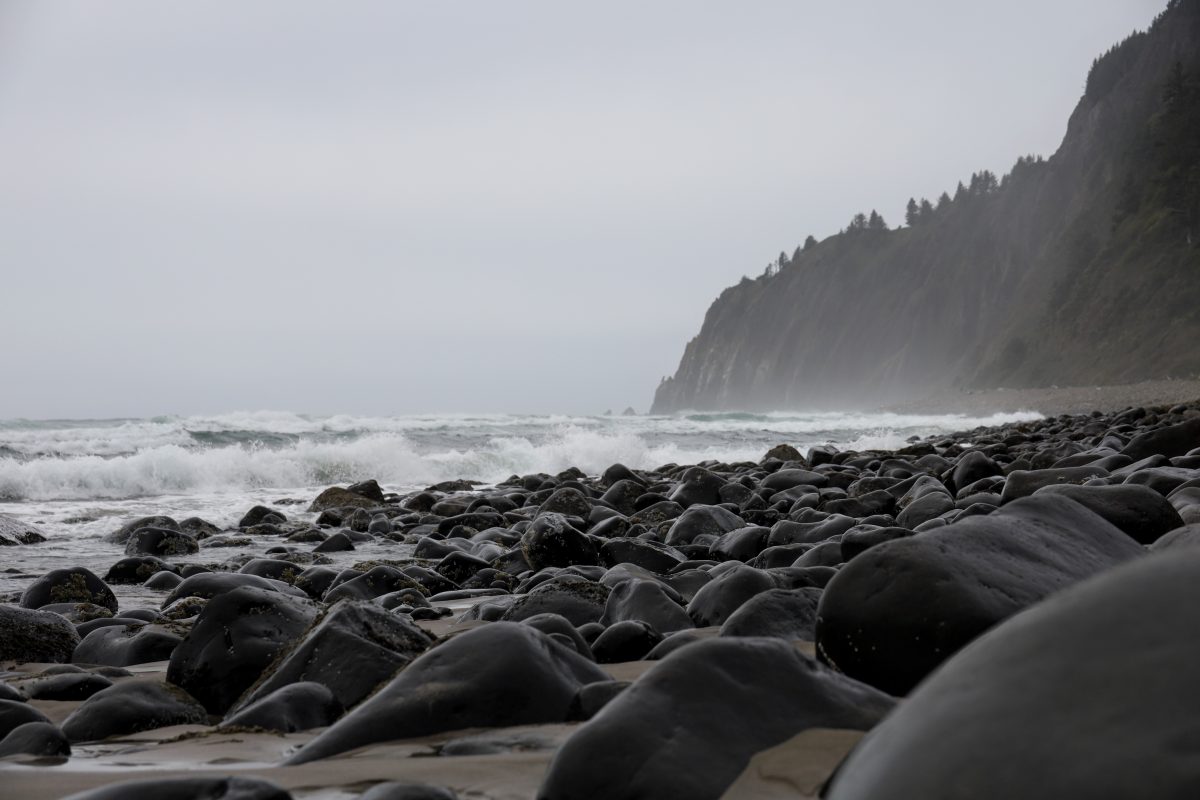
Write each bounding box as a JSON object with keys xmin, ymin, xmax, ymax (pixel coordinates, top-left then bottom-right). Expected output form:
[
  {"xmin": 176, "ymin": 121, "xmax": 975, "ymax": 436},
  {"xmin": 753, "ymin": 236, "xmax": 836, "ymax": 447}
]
[{"xmin": 652, "ymin": 0, "xmax": 1200, "ymax": 414}]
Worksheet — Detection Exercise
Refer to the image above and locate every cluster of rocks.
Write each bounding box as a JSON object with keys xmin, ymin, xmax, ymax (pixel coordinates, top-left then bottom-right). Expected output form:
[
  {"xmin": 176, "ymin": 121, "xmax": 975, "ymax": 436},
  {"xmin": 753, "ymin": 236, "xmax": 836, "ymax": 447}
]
[{"xmin": 6, "ymin": 402, "xmax": 1200, "ymax": 798}]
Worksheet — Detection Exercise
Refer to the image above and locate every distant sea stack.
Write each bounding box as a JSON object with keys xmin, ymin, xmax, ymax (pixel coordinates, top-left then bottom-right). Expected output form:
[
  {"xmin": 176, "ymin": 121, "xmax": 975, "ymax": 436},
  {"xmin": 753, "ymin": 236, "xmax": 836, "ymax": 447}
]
[{"xmin": 653, "ymin": 0, "xmax": 1200, "ymax": 414}]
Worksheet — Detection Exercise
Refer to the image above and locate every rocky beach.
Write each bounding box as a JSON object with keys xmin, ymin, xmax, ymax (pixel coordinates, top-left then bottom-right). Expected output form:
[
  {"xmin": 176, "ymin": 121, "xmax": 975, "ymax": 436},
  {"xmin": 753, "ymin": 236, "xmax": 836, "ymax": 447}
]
[{"xmin": 4, "ymin": 397, "xmax": 1200, "ymax": 798}]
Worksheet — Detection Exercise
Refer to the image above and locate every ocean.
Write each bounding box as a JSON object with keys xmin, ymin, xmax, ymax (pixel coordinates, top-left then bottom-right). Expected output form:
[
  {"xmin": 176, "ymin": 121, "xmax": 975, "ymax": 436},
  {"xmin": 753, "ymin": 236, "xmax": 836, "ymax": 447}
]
[{"xmin": 0, "ymin": 409, "xmax": 1040, "ymax": 605}]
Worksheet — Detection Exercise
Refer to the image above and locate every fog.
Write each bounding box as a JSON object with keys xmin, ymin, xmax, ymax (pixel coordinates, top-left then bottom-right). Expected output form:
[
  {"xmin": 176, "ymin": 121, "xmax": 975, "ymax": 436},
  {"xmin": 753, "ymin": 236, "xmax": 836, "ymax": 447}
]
[{"xmin": 0, "ymin": 1, "xmax": 1162, "ymax": 419}]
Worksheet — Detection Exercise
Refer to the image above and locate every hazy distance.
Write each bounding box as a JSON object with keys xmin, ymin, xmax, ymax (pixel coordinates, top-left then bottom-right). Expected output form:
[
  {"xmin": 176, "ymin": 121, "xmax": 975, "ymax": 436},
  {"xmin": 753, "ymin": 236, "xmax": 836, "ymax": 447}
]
[{"xmin": 0, "ymin": 1, "xmax": 1163, "ymax": 419}]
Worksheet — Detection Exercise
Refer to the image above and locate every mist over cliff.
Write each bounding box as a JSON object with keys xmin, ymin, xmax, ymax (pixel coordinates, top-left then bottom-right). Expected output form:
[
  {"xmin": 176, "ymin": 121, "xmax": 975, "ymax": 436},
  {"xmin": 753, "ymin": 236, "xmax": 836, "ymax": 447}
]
[{"xmin": 653, "ymin": 0, "xmax": 1200, "ymax": 414}]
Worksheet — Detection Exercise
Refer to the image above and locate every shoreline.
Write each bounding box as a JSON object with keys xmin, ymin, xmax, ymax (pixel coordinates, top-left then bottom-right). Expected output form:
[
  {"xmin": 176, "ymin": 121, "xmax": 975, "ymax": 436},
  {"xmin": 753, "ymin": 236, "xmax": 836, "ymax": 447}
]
[
  {"xmin": 2, "ymin": 399, "xmax": 1200, "ymax": 798},
  {"xmin": 881, "ymin": 378, "xmax": 1200, "ymax": 417}
]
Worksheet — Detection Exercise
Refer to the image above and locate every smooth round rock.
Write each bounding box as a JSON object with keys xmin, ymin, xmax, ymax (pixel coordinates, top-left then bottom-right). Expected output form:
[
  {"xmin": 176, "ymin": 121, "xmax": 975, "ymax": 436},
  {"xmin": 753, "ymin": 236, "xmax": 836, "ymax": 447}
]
[
  {"xmin": 221, "ymin": 682, "xmax": 342, "ymax": 732},
  {"xmin": 20, "ymin": 567, "xmax": 117, "ymax": 614},
  {"xmin": 0, "ymin": 605, "xmax": 81, "ymax": 663},
  {"xmin": 719, "ymin": 587, "xmax": 822, "ymax": 640},
  {"xmin": 0, "ymin": 700, "xmax": 50, "ymax": 739},
  {"xmin": 61, "ymin": 679, "xmax": 206, "ymax": 743},
  {"xmin": 825, "ymin": 548, "xmax": 1200, "ymax": 800},
  {"xmin": 0, "ymin": 721, "xmax": 71, "ymax": 758},
  {"xmin": 286, "ymin": 622, "xmax": 609, "ymax": 764},
  {"xmin": 124, "ymin": 528, "xmax": 199, "ymax": 557},
  {"xmin": 816, "ymin": 495, "xmax": 1144, "ymax": 695},
  {"xmin": 538, "ymin": 637, "xmax": 894, "ymax": 800},
  {"xmin": 167, "ymin": 586, "xmax": 318, "ymax": 714}
]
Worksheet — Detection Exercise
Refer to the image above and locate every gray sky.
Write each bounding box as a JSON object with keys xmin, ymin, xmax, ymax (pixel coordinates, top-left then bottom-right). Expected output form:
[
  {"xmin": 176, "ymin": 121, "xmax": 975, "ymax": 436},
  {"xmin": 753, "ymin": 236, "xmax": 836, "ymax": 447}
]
[{"xmin": 0, "ymin": 1, "xmax": 1163, "ymax": 419}]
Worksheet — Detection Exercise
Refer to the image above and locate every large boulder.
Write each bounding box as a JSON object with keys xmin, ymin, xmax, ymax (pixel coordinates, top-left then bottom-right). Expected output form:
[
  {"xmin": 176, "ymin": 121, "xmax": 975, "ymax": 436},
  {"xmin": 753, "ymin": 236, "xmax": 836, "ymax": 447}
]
[
  {"xmin": 825, "ymin": 548, "xmax": 1200, "ymax": 800},
  {"xmin": 816, "ymin": 495, "xmax": 1143, "ymax": 695},
  {"xmin": 72, "ymin": 623, "xmax": 183, "ymax": 667},
  {"xmin": 166, "ymin": 586, "xmax": 318, "ymax": 713},
  {"xmin": 0, "ymin": 605, "xmax": 81, "ymax": 663},
  {"xmin": 1120, "ymin": 416, "xmax": 1200, "ymax": 461},
  {"xmin": 521, "ymin": 514, "xmax": 600, "ymax": 571},
  {"xmin": 0, "ymin": 721, "xmax": 71, "ymax": 758},
  {"xmin": 61, "ymin": 679, "xmax": 206, "ymax": 743},
  {"xmin": 0, "ymin": 700, "xmax": 50, "ymax": 739},
  {"xmin": 20, "ymin": 567, "xmax": 117, "ymax": 614},
  {"xmin": 500, "ymin": 578, "xmax": 610, "ymax": 627},
  {"xmin": 663, "ymin": 505, "xmax": 745, "ymax": 546},
  {"xmin": 286, "ymin": 622, "xmax": 609, "ymax": 764},
  {"xmin": 221, "ymin": 682, "xmax": 342, "ymax": 733},
  {"xmin": 686, "ymin": 564, "xmax": 777, "ymax": 627},
  {"xmin": 600, "ymin": 579, "xmax": 693, "ymax": 634},
  {"xmin": 105, "ymin": 515, "xmax": 179, "ymax": 545},
  {"xmin": 1034, "ymin": 482, "xmax": 1185, "ymax": 543},
  {"xmin": 308, "ymin": 486, "xmax": 382, "ymax": 512},
  {"xmin": 0, "ymin": 514, "xmax": 47, "ymax": 545},
  {"xmin": 124, "ymin": 527, "xmax": 199, "ymax": 557},
  {"xmin": 719, "ymin": 587, "xmax": 822, "ymax": 640},
  {"xmin": 537, "ymin": 637, "xmax": 894, "ymax": 800},
  {"xmin": 232, "ymin": 600, "xmax": 432, "ymax": 713}
]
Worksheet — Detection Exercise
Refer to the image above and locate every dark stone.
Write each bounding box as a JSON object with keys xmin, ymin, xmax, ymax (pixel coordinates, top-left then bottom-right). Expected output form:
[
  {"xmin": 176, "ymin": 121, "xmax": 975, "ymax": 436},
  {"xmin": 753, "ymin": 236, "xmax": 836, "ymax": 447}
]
[
  {"xmin": 645, "ymin": 629, "xmax": 711, "ymax": 660},
  {"xmin": 293, "ymin": 566, "xmax": 341, "ymax": 599},
  {"xmin": 686, "ymin": 564, "xmax": 777, "ymax": 627},
  {"xmin": 0, "ymin": 722, "xmax": 71, "ymax": 758},
  {"xmin": 124, "ymin": 527, "xmax": 199, "ymax": 557},
  {"xmin": 1121, "ymin": 416, "xmax": 1200, "ymax": 461},
  {"xmin": 238, "ymin": 558, "xmax": 303, "ymax": 583},
  {"xmin": 57, "ymin": 777, "xmax": 291, "ymax": 800},
  {"xmin": 23, "ymin": 672, "xmax": 113, "ymax": 701},
  {"xmin": 599, "ymin": 480, "xmax": 643, "ymax": 515},
  {"xmin": 599, "ymin": 579, "xmax": 692, "ymax": 633},
  {"xmin": 663, "ymin": 505, "xmax": 745, "ymax": 546},
  {"xmin": 839, "ymin": 526, "xmax": 913, "ymax": 560},
  {"xmin": 313, "ymin": 531, "xmax": 356, "ymax": 553},
  {"xmin": 146, "ymin": 571, "xmax": 183, "ymax": 592},
  {"xmin": 104, "ymin": 556, "xmax": 180, "ymax": 584},
  {"xmin": 719, "ymin": 587, "xmax": 822, "ymax": 640},
  {"xmin": 538, "ymin": 637, "xmax": 895, "ymax": 800},
  {"xmin": 234, "ymin": 600, "xmax": 432, "ymax": 713},
  {"xmin": 1035, "ymin": 482, "xmax": 1185, "ymax": 543},
  {"xmin": 73, "ymin": 623, "xmax": 184, "ymax": 667},
  {"xmin": 825, "ymin": 548, "xmax": 1200, "ymax": 800},
  {"xmin": 567, "ymin": 681, "xmax": 629, "ymax": 721},
  {"xmin": 323, "ymin": 566, "xmax": 425, "ymax": 604},
  {"xmin": 286, "ymin": 622, "xmax": 609, "ymax": 764},
  {"xmin": 161, "ymin": 572, "xmax": 296, "ymax": 607},
  {"xmin": 106, "ymin": 515, "xmax": 179, "ymax": 545},
  {"xmin": 1152, "ymin": 523, "xmax": 1200, "ymax": 551},
  {"xmin": 61, "ymin": 679, "xmax": 206, "ymax": 742},
  {"xmin": 521, "ymin": 514, "xmax": 600, "ymax": 571},
  {"xmin": 221, "ymin": 682, "xmax": 342, "ymax": 733},
  {"xmin": 590, "ymin": 620, "xmax": 663, "ymax": 663},
  {"xmin": 0, "ymin": 604, "xmax": 82, "ymax": 663},
  {"xmin": 21, "ymin": 567, "xmax": 118, "ymax": 614},
  {"xmin": 0, "ymin": 700, "xmax": 49, "ymax": 739},
  {"xmin": 500, "ymin": 578, "xmax": 610, "ymax": 627},
  {"xmin": 347, "ymin": 478, "xmax": 387, "ymax": 503},
  {"xmin": 520, "ymin": 614, "xmax": 593, "ymax": 659},
  {"xmin": 598, "ymin": 538, "xmax": 684, "ymax": 573},
  {"xmin": 761, "ymin": 468, "xmax": 828, "ymax": 492},
  {"xmin": 816, "ymin": 495, "xmax": 1143, "ymax": 695},
  {"xmin": 359, "ymin": 783, "xmax": 458, "ymax": 800},
  {"xmin": 949, "ymin": 450, "xmax": 1003, "ymax": 491},
  {"xmin": 668, "ymin": 467, "xmax": 726, "ymax": 508},
  {"xmin": 309, "ymin": 486, "xmax": 381, "ymax": 512},
  {"xmin": 167, "ymin": 586, "xmax": 318, "ymax": 714},
  {"xmin": 629, "ymin": 500, "xmax": 685, "ymax": 526},
  {"xmin": 538, "ymin": 488, "xmax": 592, "ymax": 519},
  {"xmin": 999, "ymin": 466, "xmax": 1110, "ymax": 503},
  {"xmin": 39, "ymin": 602, "xmax": 113, "ymax": 623},
  {"xmin": 435, "ymin": 551, "xmax": 490, "ymax": 585},
  {"xmin": 709, "ymin": 526, "xmax": 770, "ymax": 561}
]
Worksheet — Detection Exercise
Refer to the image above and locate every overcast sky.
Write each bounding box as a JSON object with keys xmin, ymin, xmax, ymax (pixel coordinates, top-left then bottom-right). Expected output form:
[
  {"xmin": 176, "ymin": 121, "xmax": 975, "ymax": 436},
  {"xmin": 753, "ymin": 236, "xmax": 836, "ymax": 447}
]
[{"xmin": 0, "ymin": 1, "xmax": 1164, "ymax": 419}]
